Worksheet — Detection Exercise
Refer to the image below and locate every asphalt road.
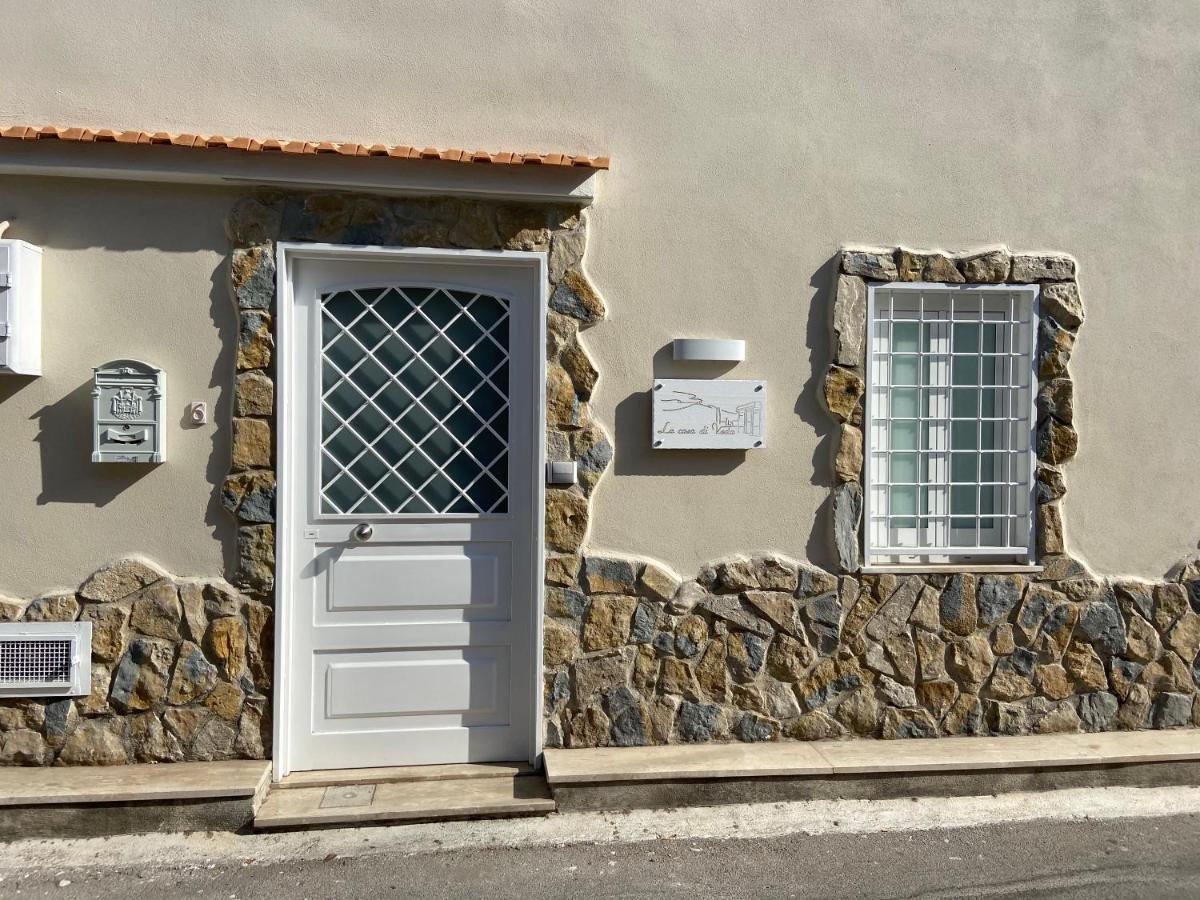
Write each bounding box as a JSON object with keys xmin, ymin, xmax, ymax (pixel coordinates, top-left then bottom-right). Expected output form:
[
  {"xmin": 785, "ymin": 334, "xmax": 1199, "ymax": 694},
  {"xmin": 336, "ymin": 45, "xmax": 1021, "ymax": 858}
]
[{"xmin": 3, "ymin": 812, "xmax": 1199, "ymax": 900}]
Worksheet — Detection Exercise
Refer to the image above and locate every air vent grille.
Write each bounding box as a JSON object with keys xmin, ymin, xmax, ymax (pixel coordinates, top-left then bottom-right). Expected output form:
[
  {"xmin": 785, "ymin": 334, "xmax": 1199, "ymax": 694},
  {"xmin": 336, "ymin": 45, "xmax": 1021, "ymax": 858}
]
[{"xmin": 0, "ymin": 638, "xmax": 73, "ymax": 686}]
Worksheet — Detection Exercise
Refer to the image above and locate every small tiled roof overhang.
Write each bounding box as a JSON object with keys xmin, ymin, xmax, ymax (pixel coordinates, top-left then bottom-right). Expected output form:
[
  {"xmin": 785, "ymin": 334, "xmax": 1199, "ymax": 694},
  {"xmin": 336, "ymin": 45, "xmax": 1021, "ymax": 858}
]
[{"xmin": 0, "ymin": 125, "xmax": 610, "ymax": 170}]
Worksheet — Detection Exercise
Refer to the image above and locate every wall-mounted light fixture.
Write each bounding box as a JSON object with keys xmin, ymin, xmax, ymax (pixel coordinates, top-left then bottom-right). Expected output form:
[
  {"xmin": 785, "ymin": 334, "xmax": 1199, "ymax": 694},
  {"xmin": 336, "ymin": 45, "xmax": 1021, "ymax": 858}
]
[{"xmin": 672, "ymin": 338, "xmax": 745, "ymax": 362}]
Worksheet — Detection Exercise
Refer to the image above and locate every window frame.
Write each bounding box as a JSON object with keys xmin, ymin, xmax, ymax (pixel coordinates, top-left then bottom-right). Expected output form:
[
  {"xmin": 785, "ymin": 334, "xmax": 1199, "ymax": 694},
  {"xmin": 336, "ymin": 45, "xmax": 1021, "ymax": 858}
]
[{"xmin": 862, "ymin": 281, "xmax": 1040, "ymax": 570}]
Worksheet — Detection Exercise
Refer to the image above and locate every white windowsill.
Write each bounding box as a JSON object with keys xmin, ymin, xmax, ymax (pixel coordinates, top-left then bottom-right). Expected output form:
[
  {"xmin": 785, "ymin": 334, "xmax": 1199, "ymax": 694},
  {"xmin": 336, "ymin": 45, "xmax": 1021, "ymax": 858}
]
[{"xmin": 860, "ymin": 564, "xmax": 1043, "ymax": 575}]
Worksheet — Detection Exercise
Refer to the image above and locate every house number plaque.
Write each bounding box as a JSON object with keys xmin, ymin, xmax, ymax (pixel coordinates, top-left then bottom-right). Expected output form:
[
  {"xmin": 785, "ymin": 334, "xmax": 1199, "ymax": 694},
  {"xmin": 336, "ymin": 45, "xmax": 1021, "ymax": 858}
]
[{"xmin": 651, "ymin": 379, "xmax": 766, "ymax": 450}]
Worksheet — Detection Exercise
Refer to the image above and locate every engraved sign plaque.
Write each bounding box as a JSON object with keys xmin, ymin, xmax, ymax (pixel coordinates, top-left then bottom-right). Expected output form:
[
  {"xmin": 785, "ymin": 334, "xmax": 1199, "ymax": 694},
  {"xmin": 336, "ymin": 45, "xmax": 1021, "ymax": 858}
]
[
  {"xmin": 651, "ymin": 379, "xmax": 766, "ymax": 450},
  {"xmin": 92, "ymin": 359, "xmax": 166, "ymax": 463}
]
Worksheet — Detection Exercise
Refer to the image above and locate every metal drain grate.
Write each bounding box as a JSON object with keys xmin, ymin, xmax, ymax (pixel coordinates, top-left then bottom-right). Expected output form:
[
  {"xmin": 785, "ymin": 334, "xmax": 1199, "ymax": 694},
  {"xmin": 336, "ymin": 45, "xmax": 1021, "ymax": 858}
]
[{"xmin": 0, "ymin": 638, "xmax": 73, "ymax": 686}]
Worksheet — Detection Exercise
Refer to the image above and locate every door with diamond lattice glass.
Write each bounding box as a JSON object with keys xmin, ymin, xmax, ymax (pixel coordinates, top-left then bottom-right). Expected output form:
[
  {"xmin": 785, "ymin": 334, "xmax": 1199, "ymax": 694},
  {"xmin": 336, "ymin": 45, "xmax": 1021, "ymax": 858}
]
[{"xmin": 283, "ymin": 249, "xmax": 541, "ymax": 772}]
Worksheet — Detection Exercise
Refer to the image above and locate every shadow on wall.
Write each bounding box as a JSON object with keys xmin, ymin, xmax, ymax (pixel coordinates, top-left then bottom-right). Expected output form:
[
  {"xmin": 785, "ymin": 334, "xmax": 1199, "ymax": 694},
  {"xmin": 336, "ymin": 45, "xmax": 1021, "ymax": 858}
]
[
  {"xmin": 31, "ymin": 379, "xmax": 156, "ymax": 504},
  {"xmin": 799, "ymin": 254, "xmax": 841, "ymax": 570}
]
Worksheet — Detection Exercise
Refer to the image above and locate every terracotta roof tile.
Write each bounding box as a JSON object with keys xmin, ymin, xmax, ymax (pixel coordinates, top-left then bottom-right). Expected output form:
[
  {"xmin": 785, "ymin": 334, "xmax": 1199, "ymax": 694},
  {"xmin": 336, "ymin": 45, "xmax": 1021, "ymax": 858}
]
[{"xmin": 0, "ymin": 123, "xmax": 610, "ymax": 170}]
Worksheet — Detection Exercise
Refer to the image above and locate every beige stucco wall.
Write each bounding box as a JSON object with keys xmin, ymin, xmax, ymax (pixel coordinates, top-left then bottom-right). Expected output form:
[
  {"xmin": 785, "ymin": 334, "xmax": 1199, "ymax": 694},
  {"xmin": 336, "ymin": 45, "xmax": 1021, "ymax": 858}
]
[
  {"xmin": 1, "ymin": 0, "xmax": 1198, "ymax": 585},
  {"xmin": 0, "ymin": 178, "xmax": 237, "ymax": 597}
]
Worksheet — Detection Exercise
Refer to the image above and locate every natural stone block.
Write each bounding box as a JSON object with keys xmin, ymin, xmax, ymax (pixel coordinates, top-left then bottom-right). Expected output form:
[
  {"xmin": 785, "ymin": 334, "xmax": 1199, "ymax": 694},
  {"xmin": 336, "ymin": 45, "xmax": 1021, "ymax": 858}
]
[
  {"xmin": 496, "ymin": 205, "xmax": 551, "ymax": 251},
  {"xmin": 1034, "ymin": 663, "xmax": 1072, "ymax": 701},
  {"xmin": 110, "ymin": 638, "xmax": 173, "ymax": 712},
  {"xmin": 832, "ymin": 274, "xmax": 867, "ymax": 366},
  {"xmin": 957, "ymin": 248, "xmax": 1011, "ymax": 283},
  {"xmin": 1154, "ymin": 583, "xmax": 1189, "ymax": 633},
  {"xmin": 1037, "ymin": 417, "xmax": 1078, "ymax": 465},
  {"xmin": 23, "ymin": 592, "xmax": 80, "ymax": 622},
  {"xmin": 1037, "ymin": 600, "xmax": 1078, "ymax": 660},
  {"xmin": 549, "ymin": 268, "xmax": 605, "ymax": 324},
  {"xmin": 1166, "ymin": 611, "xmax": 1200, "ymax": 663},
  {"xmin": 696, "ymin": 595, "xmax": 772, "ymax": 637},
  {"xmin": 235, "ymin": 371, "xmax": 274, "ymax": 417},
  {"xmin": 834, "ymin": 424, "xmax": 863, "ymax": 483},
  {"xmin": 231, "ymin": 245, "xmax": 275, "ymax": 310},
  {"xmin": 1037, "ymin": 317, "xmax": 1075, "ymax": 379},
  {"xmin": 884, "ymin": 632, "xmax": 918, "ymax": 685},
  {"xmin": 916, "ymin": 629, "xmax": 947, "ymax": 681},
  {"xmin": 0, "ymin": 728, "xmax": 48, "ymax": 765},
  {"xmin": 987, "ymin": 699, "xmax": 1029, "ymax": 735},
  {"xmin": 866, "ymin": 576, "xmax": 922, "ymax": 640},
  {"xmin": 1036, "ymin": 465, "xmax": 1067, "ymax": 505},
  {"xmin": 236, "ymin": 525, "xmax": 275, "ymax": 593},
  {"xmin": 190, "ymin": 716, "xmax": 238, "ymax": 761},
  {"xmin": 939, "ymin": 574, "xmax": 978, "ymax": 636},
  {"xmin": 57, "ymin": 718, "xmax": 130, "ymax": 766},
  {"xmin": 549, "ymin": 220, "xmax": 587, "ymax": 284},
  {"xmin": 943, "ymin": 693, "xmax": 984, "ymax": 736},
  {"xmin": 1037, "ymin": 378, "xmax": 1074, "ymax": 425},
  {"xmin": 129, "ymin": 581, "xmax": 182, "ymax": 642},
  {"xmin": 202, "ymin": 681, "xmax": 245, "ymax": 721},
  {"xmin": 795, "ymin": 656, "xmax": 864, "ymax": 711},
  {"xmin": 744, "ymin": 591, "xmax": 800, "ymax": 637},
  {"xmin": 714, "ymin": 555, "xmax": 798, "ymax": 593},
  {"xmin": 448, "ymin": 204, "xmax": 500, "ymax": 249},
  {"xmin": 605, "ymin": 686, "xmax": 650, "ymax": 747},
  {"xmin": 639, "ymin": 561, "xmax": 681, "ymax": 603},
  {"xmin": 669, "ymin": 581, "xmax": 706, "ymax": 615},
  {"xmin": 237, "ymin": 310, "xmax": 273, "ymax": 370},
  {"xmin": 832, "ymin": 482, "xmax": 863, "ymax": 572},
  {"xmin": 677, "ymin": 701, "xmax": 721, "ymax": 742},
  {"xmin": 1064, "ymin": 640, "xmax": 1108, "ymax": 692},
  {"xmin": 232, "ymin": 417, "xmax": 272, "ymax": 471},
  {"xmin": 78, "ymin": 558, "xmax": 167, "ymax": 604},
  {"xmin": 545, "ymin": 554, "xmax": 581, "ymax": 588},
  {"xmin": 205, "ymin": 616, "xmax": 247, "ymax": 680},
  {"xmin": 726, "ymin": 631, "xmax": 768, "ymax": 682},
  {"xmin": 1109, "ymin": 658, "xmax": 1145, "ymax": 701},
  {"xmin": 128, "ymin": 712, "xmax": 183, "ymax": 763},
  {"xmin": 582, "ymin": 557, "xmax": 638, "ymax": 595},
  {"xmin": 544, "ymin": 618, "xmax": 579, "ymax": 668},
  {"xmin": 1010, "ymin": 253, "xmax": 1075, "ymax": 283},
  {"xmin": 167, "ymin": 641, "xmax": 218, "ymax": 705},
  {"xmin": 877, "ymin": 674, "xmax": 918, "ymax": 709},
  {"xmin": 1140, "ymin": 652, "xmax": 1194, "ymax": 695},
  {"xmin": 659, "ymin": 658, "xmax": 703, "ymax": 702},
  {"xmin": 835, "ymin": 687, "xmax": 880, "ymax": 736},
  {"xmin": 1078, "ymin": 600, "xmax": 1128, "ymax": 656},
  {"xmin": 787, "ymin": 709, "xmax": 845, "ymax": 741},
  {"xmin": 880, "ymin": 707, "xmax": 938, "ymax": 739},
  {"xmin": 916, "ymin": 680, "xmax": 959, "ymax": 721},
  {"xmin": 582, "ymin": 595, "xmax": 638, "ymax": 651},
  {"xmin": 1078, "ymin": 691, "xmax": 1119, "ymax": 731},
  {"xmin": 840, "ymin": 248, "xmax": 897, "ymax": 281},
  {"xmin": 225, "ymin": 194, "xmax": 283, "ymax": 245},
  {"xmin": 1035, "ymin": 701, "xmax": 1082, "ymax": 734},
  {"xmin": 0, "ymin": 594, "xmax": 27, "ymax": 621},
  {"xmin": 546, "ymin": 363, "xmax": 580, "ymax": 430},
  {"xmin": 991, "ymin": 624, "xmax": 1016, "ymax": 656},
  {"xmin": 948, "ymin": 633, "xmax": 995, "ymax": 688},
  {"xmin": 1152, "ymin": 692, "xmax": 1194, "ymax": 729},
  {"xmin": 572, "ymin": 648, "xmax": 634, "ymax": 706},
  {"xmin": 560, "ymin": 342, "xmax": 598, "ymax": 400},
  {"xmin": 1041, "ymin": 282, "xmax": 1085, "ymax": 330},
  {"xmin": 824, "ymin": 365, "xmax": 865, "ymax": 421},
  {"xmin": 547, "ymin": 586, "xmax": 588, "ymax": 619},
  {"xmin": 696, "ymin": 638, "xmax": 730, "ymax": 702}
]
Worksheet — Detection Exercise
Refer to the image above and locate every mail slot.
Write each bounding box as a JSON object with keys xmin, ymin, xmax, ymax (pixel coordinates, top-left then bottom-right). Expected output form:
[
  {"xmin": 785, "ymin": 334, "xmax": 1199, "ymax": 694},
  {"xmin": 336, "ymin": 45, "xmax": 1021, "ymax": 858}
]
[{"xmin": 92, "ymin": 359, "xmax": 166, "ymax": 463}]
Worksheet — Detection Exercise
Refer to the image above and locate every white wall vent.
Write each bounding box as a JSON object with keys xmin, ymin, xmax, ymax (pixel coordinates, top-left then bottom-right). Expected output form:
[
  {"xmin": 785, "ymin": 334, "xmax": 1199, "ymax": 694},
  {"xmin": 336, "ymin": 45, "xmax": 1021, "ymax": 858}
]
[{"xmin": 0, "ymin": 622, "xmax": 92, "ymax": 697}]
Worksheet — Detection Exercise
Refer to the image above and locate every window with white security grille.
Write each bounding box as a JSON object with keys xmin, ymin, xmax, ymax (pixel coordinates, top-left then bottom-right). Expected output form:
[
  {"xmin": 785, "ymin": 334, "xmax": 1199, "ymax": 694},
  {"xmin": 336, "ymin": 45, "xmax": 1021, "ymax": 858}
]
[
  {"xmin": 319, "ymin": 286, "xmax": 510, "ymax": 516},
  {"xmin": 865, "ymin": 284, "xmax": 1037, "ymax": 566}
]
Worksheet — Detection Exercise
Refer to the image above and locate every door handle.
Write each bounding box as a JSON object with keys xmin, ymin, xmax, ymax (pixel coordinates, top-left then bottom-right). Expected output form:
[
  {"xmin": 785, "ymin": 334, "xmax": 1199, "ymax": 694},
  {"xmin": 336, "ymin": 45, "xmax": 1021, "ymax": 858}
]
[{"xmin": 351, "ymin": 523, "xmax": 374, "ymax": 542}]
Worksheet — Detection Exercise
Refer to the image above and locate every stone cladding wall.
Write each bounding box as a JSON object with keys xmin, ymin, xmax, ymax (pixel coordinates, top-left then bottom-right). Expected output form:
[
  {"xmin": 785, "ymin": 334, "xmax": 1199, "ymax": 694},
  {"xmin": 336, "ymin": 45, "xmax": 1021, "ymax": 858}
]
[{"xmin": 541, "ymin": 246, "xmax": 1200, "ymax": 747}]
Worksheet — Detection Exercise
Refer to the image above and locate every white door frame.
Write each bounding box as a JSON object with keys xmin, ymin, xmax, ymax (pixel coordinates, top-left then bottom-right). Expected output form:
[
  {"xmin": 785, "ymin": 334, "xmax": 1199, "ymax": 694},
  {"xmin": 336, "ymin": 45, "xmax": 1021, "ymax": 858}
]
[{"xmin": 272, "ymin": 242, "xmax": 547, "ymax": 781}]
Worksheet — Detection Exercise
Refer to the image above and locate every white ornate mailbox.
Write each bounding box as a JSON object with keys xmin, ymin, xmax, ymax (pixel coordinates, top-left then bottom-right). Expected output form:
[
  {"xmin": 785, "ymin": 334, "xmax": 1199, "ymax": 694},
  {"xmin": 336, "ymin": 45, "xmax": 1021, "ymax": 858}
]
[
  {"xmin": 92, "ymin": 359, "xmax": 166, "ymax": 463},
  {"xmin": 651, "ymin": 378, "xmax": 767, "ymax": 450}
]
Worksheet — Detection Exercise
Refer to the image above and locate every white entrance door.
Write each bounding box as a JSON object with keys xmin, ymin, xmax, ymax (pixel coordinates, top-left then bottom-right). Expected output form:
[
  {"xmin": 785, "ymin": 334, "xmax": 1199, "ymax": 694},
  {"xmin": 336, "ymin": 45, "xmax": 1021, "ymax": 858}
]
[{"xmin": 278, "ymin": 245, "xmax": 544, "ymax": 774}]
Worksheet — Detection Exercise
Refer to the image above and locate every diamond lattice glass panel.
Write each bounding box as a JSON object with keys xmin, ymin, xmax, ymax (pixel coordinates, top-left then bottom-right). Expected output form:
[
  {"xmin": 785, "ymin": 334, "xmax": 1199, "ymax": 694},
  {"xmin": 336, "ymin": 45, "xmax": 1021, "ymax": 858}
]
[{"xmin": 319, "ymin": 287, "xmax": 510, "ymax": 515}]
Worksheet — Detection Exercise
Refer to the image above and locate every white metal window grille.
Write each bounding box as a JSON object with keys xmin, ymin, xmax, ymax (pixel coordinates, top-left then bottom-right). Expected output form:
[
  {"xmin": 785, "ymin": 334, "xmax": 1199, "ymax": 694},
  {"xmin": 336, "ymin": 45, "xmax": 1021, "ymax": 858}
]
[
  {"xmin": 865, "ymin": 284, "xmax": 1037, "ymax": 566},
  {"xmin": 0, "ymin": 623, "xmax": 92, "ymax": 697},
  {"xmin": 320, "ymin": 286, "xmax": 510, "ymax": 516}
]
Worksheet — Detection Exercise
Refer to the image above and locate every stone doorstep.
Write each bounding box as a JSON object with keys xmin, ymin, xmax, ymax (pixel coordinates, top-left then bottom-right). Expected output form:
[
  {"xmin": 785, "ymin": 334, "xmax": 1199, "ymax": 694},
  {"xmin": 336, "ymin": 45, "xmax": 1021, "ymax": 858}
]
[
  {"xmin": 543, "ymin": 729, "xmax": 1200, "ymax": 785},
  {"xmin": 253, "ymin": 774, "xmax": 556, "ymax": 830},
  {"xmin": 0, "ymin": 759, "xmax": 271, "ymax": 807},
  {"xmin": 276, "ymin": 760, "xmax": 535, "ymax": 790}
]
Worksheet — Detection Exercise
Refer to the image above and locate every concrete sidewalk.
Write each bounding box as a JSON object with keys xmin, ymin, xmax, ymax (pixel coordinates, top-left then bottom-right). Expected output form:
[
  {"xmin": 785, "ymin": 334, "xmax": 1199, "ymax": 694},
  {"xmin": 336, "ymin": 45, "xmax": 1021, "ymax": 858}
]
[
  {"xmin": 2, "ymin": 790, "xmax": 1200, "ymax": 898},
  {"xmin": 2, "ymin": 792, "xmax": 1200, "ymax": 897}
]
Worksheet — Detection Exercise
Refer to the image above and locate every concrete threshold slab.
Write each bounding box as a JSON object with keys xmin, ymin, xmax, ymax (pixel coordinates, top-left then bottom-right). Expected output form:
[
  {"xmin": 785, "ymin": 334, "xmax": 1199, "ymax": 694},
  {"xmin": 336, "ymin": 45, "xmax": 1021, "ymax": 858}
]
[
  {"xmin": 278, "ymin": 761, "xmax": 534, "ymax": 790},
  {"xmin": 254, "ymin": 774, "xmax": 556, "ymax": 830},
  {"xmin": 0, "ymin": 760, "xmax": 271, "ymax": 806},
  {"xmin": 544, "ymin": 729, "xmax": 1200, "ymax": 811},
  {"xmin": 0, "ymin": 760, "xmax": 273, "ymax": 840}
]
